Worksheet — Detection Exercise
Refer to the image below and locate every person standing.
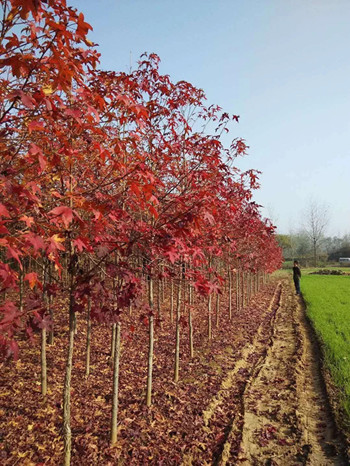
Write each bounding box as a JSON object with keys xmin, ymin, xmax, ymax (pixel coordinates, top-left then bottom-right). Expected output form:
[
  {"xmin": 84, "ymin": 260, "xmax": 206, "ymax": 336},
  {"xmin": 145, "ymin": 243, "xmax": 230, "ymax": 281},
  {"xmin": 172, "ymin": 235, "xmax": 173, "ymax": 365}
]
[{"xmin": 293, "ymin": 260, "xmax": 301, "ymax": 295}]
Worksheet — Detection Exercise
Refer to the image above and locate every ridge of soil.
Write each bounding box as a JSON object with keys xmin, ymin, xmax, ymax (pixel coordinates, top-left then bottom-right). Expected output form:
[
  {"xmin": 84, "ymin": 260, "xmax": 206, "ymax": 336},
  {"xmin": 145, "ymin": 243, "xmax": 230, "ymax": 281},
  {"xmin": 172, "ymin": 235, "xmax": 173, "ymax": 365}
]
[
  {"xmin": 183, "ymin": 278, "xmax": 348, "ymax": 465},
  {"xmin": 182, "ymin": 282, "xmax": 283, "ymax": 466},
  {"xmin": 231, "ymin": 279, "xmax": 348, "ymax": 465}
]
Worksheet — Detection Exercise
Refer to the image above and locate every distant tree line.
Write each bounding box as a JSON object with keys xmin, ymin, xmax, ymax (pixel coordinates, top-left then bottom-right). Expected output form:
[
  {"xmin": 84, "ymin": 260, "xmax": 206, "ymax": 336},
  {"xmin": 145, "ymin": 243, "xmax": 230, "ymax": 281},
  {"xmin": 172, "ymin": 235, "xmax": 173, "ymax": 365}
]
[
  {"xmin": 277, "ymin": 201, "xmax": 349, "ymax": 267},
  {"xmin": 277, "ymin": 232, "xmax": 350, "ymax": 267}
]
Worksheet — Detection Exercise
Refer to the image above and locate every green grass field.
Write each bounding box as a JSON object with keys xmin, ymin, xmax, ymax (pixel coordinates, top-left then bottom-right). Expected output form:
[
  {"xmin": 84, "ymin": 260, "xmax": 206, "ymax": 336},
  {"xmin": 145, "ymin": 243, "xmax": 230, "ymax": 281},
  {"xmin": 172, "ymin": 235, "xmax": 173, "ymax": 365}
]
[
  {"xmin": 301, "ymin": 274, "xmax": 350, "ymax": 425},
  {"xmin": 273, "ymin": 267, "xmax": 350, "ymax": 279}
]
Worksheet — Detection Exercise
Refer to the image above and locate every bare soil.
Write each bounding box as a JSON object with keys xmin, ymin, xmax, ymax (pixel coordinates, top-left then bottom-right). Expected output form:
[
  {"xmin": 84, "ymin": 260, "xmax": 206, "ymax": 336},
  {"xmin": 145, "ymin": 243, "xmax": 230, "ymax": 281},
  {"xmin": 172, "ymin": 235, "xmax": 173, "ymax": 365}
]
[{"xmin": 186, "ymin": 279, "xmax": 348, "ymax": 465}]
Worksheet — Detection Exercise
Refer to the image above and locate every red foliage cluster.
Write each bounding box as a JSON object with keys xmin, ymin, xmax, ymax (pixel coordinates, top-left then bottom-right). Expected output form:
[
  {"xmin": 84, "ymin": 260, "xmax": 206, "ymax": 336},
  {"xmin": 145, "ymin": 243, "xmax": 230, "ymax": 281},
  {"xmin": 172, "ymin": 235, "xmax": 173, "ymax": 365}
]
[
  {"xmin": 0, "ymin": 0, "xmax": 281, "ymax": 356},
  {"xmin": 0, "ymin": 1, "xmax": 283, "ymax": 463}
]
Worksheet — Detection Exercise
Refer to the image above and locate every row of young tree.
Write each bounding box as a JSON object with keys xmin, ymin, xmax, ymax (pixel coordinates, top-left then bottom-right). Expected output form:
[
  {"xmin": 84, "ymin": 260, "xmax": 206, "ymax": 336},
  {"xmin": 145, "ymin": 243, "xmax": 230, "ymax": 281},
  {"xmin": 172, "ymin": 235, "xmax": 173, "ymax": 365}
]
[{"xmin": 0, "ymin": 1, "xmax": 282, "ymax": 464}]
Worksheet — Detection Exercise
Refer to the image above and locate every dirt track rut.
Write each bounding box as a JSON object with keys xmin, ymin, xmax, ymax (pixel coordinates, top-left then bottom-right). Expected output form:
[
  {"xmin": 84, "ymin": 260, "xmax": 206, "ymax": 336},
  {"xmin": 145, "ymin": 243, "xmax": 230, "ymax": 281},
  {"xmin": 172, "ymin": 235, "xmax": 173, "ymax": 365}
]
[
  {"xmin": 184, "ymin": 280, "xmax": 347, "ymax": 465},
  {"xmin": 234, "ymin": 280, "xmax": 347, "ymax": 465}
]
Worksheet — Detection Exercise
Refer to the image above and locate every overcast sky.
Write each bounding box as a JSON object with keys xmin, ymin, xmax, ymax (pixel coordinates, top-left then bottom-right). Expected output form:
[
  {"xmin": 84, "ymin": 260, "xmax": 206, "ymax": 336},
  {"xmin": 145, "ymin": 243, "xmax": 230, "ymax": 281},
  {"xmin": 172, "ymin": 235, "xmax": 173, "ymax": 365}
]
[{"xmin": 73, "ymin": 0, "xmax": 350, "ymax": 236}]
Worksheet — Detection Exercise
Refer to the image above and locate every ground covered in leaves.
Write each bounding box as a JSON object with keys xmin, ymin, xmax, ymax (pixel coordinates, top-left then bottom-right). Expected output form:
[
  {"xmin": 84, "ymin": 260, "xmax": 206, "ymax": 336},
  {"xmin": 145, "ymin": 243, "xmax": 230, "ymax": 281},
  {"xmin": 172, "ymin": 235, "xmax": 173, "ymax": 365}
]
[
  {"xmin": 1, "ymin": 280, "xmax": 276, "ymax": 465},
  {"xmin": 1, "ymin": 279, "xmax": 348, "ymax": 465}
]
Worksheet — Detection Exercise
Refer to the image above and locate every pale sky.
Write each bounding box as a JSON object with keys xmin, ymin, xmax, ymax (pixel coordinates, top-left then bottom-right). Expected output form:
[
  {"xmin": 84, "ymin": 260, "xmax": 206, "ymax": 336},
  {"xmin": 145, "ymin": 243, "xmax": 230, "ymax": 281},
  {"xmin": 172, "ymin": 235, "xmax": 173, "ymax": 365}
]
[{"xmin": 73, "ymin": 0, "xmax": 350, "ymax": 236}]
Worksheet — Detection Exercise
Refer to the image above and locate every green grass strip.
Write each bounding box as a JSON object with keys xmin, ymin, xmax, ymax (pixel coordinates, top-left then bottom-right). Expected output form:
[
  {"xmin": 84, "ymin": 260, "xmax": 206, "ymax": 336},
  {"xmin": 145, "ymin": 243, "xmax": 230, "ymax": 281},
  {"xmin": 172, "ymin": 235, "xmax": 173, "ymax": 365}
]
[{"xmin": 301, "ymin": 275, "xmax": 350, "ymax": 425}]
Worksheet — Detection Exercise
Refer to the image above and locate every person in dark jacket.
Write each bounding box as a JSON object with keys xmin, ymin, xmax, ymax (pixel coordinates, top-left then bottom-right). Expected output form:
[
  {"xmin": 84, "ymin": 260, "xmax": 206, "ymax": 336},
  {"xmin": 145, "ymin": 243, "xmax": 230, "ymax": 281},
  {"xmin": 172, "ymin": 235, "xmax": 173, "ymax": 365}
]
[{"xmin": 293, "ymin": 260, "xmax": 301, "ymax": 295}]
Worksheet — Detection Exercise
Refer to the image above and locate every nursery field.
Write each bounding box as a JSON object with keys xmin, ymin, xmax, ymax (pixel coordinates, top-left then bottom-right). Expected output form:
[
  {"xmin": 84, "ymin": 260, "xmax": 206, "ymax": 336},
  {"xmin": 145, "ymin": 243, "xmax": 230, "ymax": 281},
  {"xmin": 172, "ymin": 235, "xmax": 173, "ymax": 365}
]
[
  {"xmin": 0, "ymin": 280, "xmax": 277, "ymax": 464},
  {"xmin": 302, "ymin": 275, "xmax": 350, "ymax": 425},
  {"xmin": 1, "ymin": 278, "xmax": 348, "ymax": 465},
  {"xmin": 0, "ymin": 1, "xmax": 349, "ymax": 465}
]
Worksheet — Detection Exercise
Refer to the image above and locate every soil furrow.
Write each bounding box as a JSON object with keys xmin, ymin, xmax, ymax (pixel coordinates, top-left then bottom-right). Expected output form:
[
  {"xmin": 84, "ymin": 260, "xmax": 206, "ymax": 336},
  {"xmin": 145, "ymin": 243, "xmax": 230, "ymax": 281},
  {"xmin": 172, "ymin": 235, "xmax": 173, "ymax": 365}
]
[
  {"xmin": 182, "ymin": 282, "xmax": 282, "ymax": 466},
  {"xmin": 235, "ymin": 280, "xmax": 301, "ymax": 464},
  {"xmin": 231, "ymin": 279, "xmax": 348, "ymax": 465},
  {"xmin": 217, "ymin": 282, "xmax": 284, "ymax": 465}
]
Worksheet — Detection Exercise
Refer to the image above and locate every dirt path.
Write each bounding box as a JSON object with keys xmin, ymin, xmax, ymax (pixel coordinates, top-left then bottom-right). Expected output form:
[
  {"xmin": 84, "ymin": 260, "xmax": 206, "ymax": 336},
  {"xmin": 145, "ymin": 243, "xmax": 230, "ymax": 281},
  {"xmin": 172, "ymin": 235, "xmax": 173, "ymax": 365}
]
[
  {"xmin": 184, "ymin": 279, "xmax": 347, "ymax": 465},
  {"xmin": 233, "ymin": 280, "xmax": 347, "ymax": 465}
]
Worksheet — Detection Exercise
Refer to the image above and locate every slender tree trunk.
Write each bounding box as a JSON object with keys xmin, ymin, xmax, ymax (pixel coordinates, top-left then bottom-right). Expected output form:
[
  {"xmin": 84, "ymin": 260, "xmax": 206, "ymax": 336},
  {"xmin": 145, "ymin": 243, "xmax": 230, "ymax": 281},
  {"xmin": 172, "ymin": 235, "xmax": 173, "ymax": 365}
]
[
  {"xmin": 170, "ymin": 279, "xmax": 174, "ymax": 324},
  {"xmin": 19, "ymin": 269, "xmax": 23, "ymax": 312},
  {"xmin": 188, "ymin": 308, "xmax": 194, "ymax": 358},
  {"xmin": 48, "ymin": 293, "xmax": 54, "ymax": 345},
  {"xmin": 208, "ymin": 294, "xmax": 212, "ymax": 340},
  {"xmin": 208, "ymin": 256, "xmax": 212, "ymax": 340},
  {"xmin": 157, "ymin": 277, "xmax": 162, "ymax": 326},
  {"xmin": 215, "ymin": 293, "xmax": 220, "ymax": 328},
  {"xmin": 247, "ymin": 272, "xmax": 251, "ymax": 304},
  {"xmin": 241, "ymin": 271, "xmax": 245, "ymax": 308},
  {"xmin": 46, "ymin": 262, "xmax": 54, "ymax": 345},
  {"xmin": 146, "ymin": 277, "xmax": 154, "ymax": 407},
  {"xmin": 63, "ymin": 174, "xmax": 76, "ymax": 466},
  {"xmin": 63, "ymin": 294, "xmax": 75, "ymax": 466},
  {"xmin": 174, "ymin": 267, "xmax": 182, "ymax": 382},
  {"xmin": 161, "ymin": 267, "xmax": 165, "ymax": 302},
  {"xmin": 85, "ymin": 298, "xmax": 91, "ymax": 377},
  {"xmin": 110, "ymin": 321, "xmax": 121, "ymax": 445},
  {"xmin": 41, "ymin": 327, "xmax": 47, "ymax": 396},
  {"xmin": 236, "ymin": 269, "xmax": 240, "ymax": 312},
  {"xmin": 41, "ymin": 261, "xmax": 48, "ymax": 396},
  {"xmin": 110, "ymin": 323, "xmax": 116, "ymax": 363},
  {"xmin": 188, "ymin": 282, "xmax": 194, "ymax": 358},
  {"xmin": 228, "ymin": 269, "xmax": 232, "ymax": 320}
]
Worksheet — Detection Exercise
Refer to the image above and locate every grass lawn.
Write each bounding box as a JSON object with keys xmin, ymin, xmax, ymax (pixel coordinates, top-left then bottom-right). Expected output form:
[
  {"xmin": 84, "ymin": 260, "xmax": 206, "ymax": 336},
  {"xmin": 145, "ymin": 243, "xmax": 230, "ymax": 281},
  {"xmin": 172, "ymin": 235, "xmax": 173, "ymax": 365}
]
[{"xmin": 301, "ymin": 274, "xmax": 350, "ymax": 425}]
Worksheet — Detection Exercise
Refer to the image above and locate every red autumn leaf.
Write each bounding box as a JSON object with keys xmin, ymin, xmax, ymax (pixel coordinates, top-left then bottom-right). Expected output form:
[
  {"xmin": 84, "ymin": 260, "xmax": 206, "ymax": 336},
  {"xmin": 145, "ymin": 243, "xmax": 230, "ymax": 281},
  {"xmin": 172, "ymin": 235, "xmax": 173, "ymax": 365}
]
[
  {"xmin": 38, "ymin": 314, "xmax": 53, "ymax": 331},
  {"xmin": 6, "ymin": 246, "xmax": 22, "ymax": 269},
  {"xmin": 28, "ymin": 120, "xmax": 45, "ymax": 133},
  {"xmin": 166, "ymin": 249, "xmax": 178, "ymax": 264},
  {"xmin": 0, "ymin": 204, "xmax": 10, "ymax": 218},
  {"xmin": 115, "ymin": 94, "xmax": 131, "ymax": 106},
  {"xmin": 203, "ymin": 211, "xmax": 215, "ymax": 225},
  {"xmin": 0, "ymin": 301, "xmax": 20, "ymax": 326},
  {"xmin": 20, "ymin": 215, "xmax": 34, "ymax": 228},
  {"xmin": 130, "ymin": 104, "xmax": 149, "ymax": 120},
  {"xmin": 76, "ymin": 12, "xmax": 92, "ymax": 37},
  {"xmin": 29, "ymin": 143, "xmax": 42, "ymax": 155},
  {"xmin": 24, "ymin": 272, "xmax": 39, "ymax": 289},
  {"xmin": 47, "ymin": 234, "xmax": 66, "ymax": 253},
  {"xmin": 130, "ymin": 182, "xmax": 141, "ymax": 196},
  {"xmin": 148, "ymin": 205, "xmax": 158, "ymax": 219},
  {"xmin": 0, "ymin": 225, "xmax": 9, "ymax": 235},
  {"xmin": 38, "ymin": 153, "xmax": 47, "ymax": 172},
  {"xmin": 73, "ymin": 237, "xmax": 89, "ymax": 252},
  {"xmin": 49, "ymin": 206, "xmax": 74, "ymax": 229},
  {"xmin": 87, "ymin": 105, "xmax": 100, "ymax": 122},
  {"xmin": 65, "ymin": 108, "xmax": 82, "ymax": 120},
  {"xmin": 24, "ymin": 233, "xmax": 45, "ymax": 251},
  {"xmin": 20, "ymin": 92, "xmax": 35, "ymax": 109}
]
